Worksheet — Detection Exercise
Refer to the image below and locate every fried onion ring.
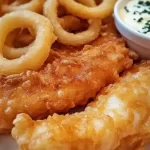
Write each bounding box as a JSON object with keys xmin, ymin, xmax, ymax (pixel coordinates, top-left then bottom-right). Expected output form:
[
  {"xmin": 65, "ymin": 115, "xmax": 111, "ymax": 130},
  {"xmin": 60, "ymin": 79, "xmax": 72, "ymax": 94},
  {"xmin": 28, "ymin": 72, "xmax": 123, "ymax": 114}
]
[
  {"xmin": 0, "ymin": 10, "xmax": 56, "ymax": 75},
  {"xmin": 8, "ymin": 0, "xmax": 30, "ymax": 6},
  {"xmin": 44, "ymin": 0, "xmax": 101, "ymax": 46},
  {"xmin": 77, "ymin": 0, "xmax": 96, "ymax": 6},
  {"xmin": 59, "ymin": 0, "xmax": 116, "ymax": 19},
  {"xmin": 1, "ymin": 0, "xmax": 44, "ymax": 14},
  {"xmin": 13, "ymin": 0, "xmax": 30, "ymax": 5}
]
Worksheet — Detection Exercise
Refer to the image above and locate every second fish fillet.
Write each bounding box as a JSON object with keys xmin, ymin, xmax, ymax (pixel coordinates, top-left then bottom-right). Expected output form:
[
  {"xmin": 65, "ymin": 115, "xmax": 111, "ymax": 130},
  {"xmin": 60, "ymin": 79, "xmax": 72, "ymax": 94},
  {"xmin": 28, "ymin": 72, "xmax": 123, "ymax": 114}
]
[{"xmin": 12, "ymin": 62, "xmax": 150, "ymax": 150}]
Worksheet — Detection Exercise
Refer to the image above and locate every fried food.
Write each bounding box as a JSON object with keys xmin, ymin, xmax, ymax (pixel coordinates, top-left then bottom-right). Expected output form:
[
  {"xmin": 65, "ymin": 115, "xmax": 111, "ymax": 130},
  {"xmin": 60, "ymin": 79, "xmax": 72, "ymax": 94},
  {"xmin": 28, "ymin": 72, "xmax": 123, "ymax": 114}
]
[
  {"xmin": 1, "ymin": 0, "xmax": 44, "ymax": 14},
  {"xmin": 44, "ymin": 0, "xmax": 101, "ymax": 46},
  {"xmin": 59, "ymin": 15, "xmax": 88, "ymax": 32},
  {"xmin": 59, "ymin": 0, "xmax": 116, "ymax": 19},
  {"xmin": 0, "ymin": 34, "xmax": 132, "ymax": 133},
  {"xmin": 77, "ymin": 0, "xmax": 96, "ymax": 6},
  {"xmin": 12, "ymin": 61, "xmax": 150, "ymax": 150},
  {"xmin": 0, "ymin": 10, "xmax": 56, "ymax": 74}
]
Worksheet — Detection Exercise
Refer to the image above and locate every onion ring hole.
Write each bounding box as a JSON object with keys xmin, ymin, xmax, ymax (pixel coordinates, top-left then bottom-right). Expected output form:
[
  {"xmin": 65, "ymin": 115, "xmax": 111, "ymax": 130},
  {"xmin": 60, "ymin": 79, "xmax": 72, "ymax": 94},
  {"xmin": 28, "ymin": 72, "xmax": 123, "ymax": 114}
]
[
  {"xmin": 4, "ymin": 28, "xmax": 35, "ymax": 59},
  {"xmin": 57, "ymin": 5, "xmax": 89, "ymax": 33}
]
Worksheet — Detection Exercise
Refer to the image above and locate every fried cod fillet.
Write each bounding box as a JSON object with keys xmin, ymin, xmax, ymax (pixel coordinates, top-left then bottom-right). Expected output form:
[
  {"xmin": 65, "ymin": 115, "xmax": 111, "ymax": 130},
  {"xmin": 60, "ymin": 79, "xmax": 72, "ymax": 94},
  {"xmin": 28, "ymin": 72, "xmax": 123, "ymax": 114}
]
[
  {"xmin": 0, "ymin": 36, "xmax": 132, "ymax": 133},
  {"xmin": 12, "ymin": 61, "xmax": 150, "ymax": 150},
  {"xmin": 0, "ymin": 17, "xmax": 133, "ymax": 133}
]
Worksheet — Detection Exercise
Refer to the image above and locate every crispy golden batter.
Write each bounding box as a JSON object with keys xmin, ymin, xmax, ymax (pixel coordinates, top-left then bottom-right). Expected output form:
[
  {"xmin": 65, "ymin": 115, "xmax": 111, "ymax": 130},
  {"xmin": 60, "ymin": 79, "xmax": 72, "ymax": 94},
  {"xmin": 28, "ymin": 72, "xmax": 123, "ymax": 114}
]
[
  {"xmin": 12, "ymin": 62, "xmax": 150, "ymax": 150},
  {"xmin": 0, "ymin": 17, "xmax": 132, "ymax": 133},
  {"xmin": 0, "ymin": 35, "xmax": 132, "ymax": 133}
]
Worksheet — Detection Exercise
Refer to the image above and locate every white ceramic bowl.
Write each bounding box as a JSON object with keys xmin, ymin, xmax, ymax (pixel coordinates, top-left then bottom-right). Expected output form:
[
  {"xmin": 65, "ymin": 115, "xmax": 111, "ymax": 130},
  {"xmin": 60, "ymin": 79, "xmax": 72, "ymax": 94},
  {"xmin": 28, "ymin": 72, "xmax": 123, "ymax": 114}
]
[{"xmin": 114, "ymin": 0, "xmax": 150, "ymax": 59}]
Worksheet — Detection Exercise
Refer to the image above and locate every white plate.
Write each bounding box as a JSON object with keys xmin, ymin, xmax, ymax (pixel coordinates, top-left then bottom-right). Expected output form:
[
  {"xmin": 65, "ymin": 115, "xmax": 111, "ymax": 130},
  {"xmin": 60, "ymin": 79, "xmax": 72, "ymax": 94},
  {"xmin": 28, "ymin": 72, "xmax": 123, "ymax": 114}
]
[
  {"xmin": 0, "ymin": 135, "xmax": 150, "ymax": 150},
  {"xmin": 0, "ymin": 135, "xmax": 18, "ymax": 150}
]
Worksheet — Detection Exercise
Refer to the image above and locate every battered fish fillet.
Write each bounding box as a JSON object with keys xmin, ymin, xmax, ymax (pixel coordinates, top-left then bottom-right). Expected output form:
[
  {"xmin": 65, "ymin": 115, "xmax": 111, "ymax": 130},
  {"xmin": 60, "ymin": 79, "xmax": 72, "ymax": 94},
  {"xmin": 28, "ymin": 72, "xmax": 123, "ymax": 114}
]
[
  {"xmin": 12, "ymin": 62, "xmax": 150, "ymax": 150},
  {"xmin": 0, "ymin": 37, "xmax": 132, "ymax": 133}
]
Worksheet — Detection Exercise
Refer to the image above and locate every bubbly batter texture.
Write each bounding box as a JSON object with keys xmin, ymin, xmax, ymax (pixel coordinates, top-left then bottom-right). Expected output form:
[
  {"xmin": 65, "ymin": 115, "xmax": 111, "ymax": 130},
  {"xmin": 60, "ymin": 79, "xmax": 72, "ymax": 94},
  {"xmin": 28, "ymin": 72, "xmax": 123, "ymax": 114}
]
[
  {"xmin": 12, "ymin": 61, "xmax": 150, "ymax": 150},
  {"xmin": 0, "ymin": 35, "xmax": 132, "ymax": 133}
]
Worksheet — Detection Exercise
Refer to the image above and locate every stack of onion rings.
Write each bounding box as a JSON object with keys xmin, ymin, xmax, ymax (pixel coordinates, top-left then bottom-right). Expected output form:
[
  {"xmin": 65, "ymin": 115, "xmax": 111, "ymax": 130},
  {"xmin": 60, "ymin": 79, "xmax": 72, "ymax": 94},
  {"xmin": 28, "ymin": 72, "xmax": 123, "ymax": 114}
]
[
  {"xmin": 0, "ymin": 10, "xmax": 56, "ymax": 75},
  {"xmin": 44, "ymin": 0, "xmax": 101, "ymax": 46},
  {"xmin": 59, "ymin": 0, "xmax": 116, "ymax": 19},
  {"xmin": 0, "ymin": 0, "xmax": 117, "ymax": 74},
  {"xmin": 1, "ymin": 0, "xmax": 44, "ymax": 14}
]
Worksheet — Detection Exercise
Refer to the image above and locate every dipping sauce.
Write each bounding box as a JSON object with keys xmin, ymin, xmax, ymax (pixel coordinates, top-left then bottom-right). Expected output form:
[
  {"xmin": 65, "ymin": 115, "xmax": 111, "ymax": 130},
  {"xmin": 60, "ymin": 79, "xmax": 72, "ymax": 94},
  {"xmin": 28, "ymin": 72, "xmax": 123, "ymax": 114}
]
[{"xmin": 120, "ymin": 0, "xmax": 150, "ymax": 36}]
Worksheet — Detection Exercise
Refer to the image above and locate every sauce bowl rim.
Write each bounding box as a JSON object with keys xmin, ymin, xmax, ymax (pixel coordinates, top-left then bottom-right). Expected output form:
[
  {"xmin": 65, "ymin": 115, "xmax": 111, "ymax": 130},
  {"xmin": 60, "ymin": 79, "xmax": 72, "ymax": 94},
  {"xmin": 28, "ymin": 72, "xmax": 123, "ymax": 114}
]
[{"xmin": 114, "ymin": 0, "xmax": 150, "ymax": 40}]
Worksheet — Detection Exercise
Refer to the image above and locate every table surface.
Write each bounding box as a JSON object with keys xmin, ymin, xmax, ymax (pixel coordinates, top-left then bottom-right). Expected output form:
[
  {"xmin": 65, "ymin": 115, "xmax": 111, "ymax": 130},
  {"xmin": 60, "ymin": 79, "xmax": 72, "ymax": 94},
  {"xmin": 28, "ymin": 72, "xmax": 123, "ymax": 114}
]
[
  {"xmin": 0, "ymin": 135, "xmax": 150, "ymax": 150},
  {"xmin": 0, "ymin": 135, "xmax": 18, "ymax": 150}
]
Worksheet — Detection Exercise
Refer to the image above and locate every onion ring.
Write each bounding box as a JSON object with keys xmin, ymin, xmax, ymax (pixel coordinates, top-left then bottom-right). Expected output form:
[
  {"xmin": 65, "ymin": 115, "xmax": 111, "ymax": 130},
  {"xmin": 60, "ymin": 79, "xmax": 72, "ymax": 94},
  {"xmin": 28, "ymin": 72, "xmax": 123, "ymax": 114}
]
[
  {"xmin": 59, "ymin": 15, "xmax": 88, "ymax": 32},
  {"xmin": 59, "ymin": 0, "xmax": 116, "ymax": 19},
  {"xmin": 11, "ymin": 0, "xmax": 30, "ymax": 6},
  {"xmin": 4, "ymin": 28, "xmax": 35, "ymax": 59},
  {"xmin": 0, "ymin": 10, "xmax": 56, "ymax": 75},
  {"xmin": 44, "ymin": 0, "xmax": 101, "ymax": 46},
  {"xmin": 1, "ymin": 0, "xmax": 44, "ymax": 14},
  {"xmin": 77, "ymin": 0, "xmax": 96, "ymax": 6}
]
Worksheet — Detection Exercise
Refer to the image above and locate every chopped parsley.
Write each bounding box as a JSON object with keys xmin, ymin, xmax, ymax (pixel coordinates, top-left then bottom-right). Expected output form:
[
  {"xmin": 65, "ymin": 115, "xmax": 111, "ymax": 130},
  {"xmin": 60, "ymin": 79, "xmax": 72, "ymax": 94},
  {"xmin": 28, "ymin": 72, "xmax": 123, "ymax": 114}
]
[
  {"xmin": 137, "ymin": 17, "xmax": 144, "ymax": 22},
  {"xmin": 124, "ymin": 6, "xmax": 129, "ymax": 12},
  {"xmin": 142, "ymin": 20, "xmax": 150, "ymax": 34},
  {"xmin": 133, "ymin": 10, "xmax": 140, "ymax": 14},
  {"xmin": 138, "ymin": 1, "xmax": 144, "ymax": 5},
  {"xmin": 138, "ymin": 0, "xmax": 150, "ymax": 6},
  {"xmin": 132, "ymin": 8, "xmax": 150, "ymax": 15},
  {"xmin": 140, "ymin": 9, "xmax": 150, "ymax": 14},
  {"xmin": 124, "ymin": 0, "xmax": 150, "ymax": 35},
  {"xmin": 145, "ymin": 1, "xmax": 150, "ymax": 6}
]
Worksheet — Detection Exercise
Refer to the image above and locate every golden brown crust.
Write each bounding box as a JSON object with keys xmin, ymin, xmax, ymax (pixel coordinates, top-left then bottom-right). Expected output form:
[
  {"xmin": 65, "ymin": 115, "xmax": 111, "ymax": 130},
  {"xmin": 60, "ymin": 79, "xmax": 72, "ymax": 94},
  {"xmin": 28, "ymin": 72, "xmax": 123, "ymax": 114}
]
[
  {"xmin": 12, "ymin": 62, "xmax": 150, "ymax": 150},
  {"xmin": 0, "ymin": 18, "xmax": 133, "ymax": 133},
  {"xmin": 0, "ymin": 36, "xmax": 133, "ymax": 133}
]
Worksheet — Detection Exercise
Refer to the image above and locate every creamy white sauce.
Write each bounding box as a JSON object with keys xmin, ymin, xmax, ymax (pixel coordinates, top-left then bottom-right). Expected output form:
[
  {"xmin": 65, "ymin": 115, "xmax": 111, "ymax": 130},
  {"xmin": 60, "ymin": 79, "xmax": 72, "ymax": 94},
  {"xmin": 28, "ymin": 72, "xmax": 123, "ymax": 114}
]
[{"xmin": 120, "ymin": 0, "xmax": 150, "ymax": 36}]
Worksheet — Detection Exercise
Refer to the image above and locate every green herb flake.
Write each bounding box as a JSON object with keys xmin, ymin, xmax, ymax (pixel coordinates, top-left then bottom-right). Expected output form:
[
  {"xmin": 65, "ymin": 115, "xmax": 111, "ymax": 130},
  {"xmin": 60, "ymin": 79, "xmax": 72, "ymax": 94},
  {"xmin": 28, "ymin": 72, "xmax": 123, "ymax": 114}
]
[
  {"xmin": 133, "ymin": 11, "xmax": 140, "ymax": 15},
  {"xmin": 142, "ymin": 20, "xmax": 150, "ymax": 34},
  {"xmin": 124, "ymin": 6, "xmax": 129, "ymax": 12},
  {"xmin": 138, "ymin": 1, "xmax": 144, "ymax": 5},
  {"xmin": 138, "ymin": 0, "xmax": 150, "ymax": 6},
  {"xmin": 145, "ymin": 1, "xmax": 150, "ymax": 6},
  {"xmin": 140, "ymin": 9, "xmax": 150, "ymax": 14},
  {"xmin": 137, "ymin": 17, "xmax": 144, "ymax": 22}
]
